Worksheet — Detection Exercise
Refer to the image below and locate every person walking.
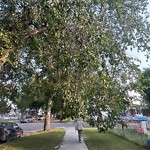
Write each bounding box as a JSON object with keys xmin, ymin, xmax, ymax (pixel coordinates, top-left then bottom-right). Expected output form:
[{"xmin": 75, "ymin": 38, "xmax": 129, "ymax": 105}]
[{"xmin": 75, "ymin": 118, "xmax": 84, "ymax": 143}]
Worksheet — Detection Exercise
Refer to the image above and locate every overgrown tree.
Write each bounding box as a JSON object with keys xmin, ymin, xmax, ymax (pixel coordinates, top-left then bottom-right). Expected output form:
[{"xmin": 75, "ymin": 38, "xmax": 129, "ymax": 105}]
[{"xmin": 1, "ymin": 0, "xmax": 150, "ymax": 132}]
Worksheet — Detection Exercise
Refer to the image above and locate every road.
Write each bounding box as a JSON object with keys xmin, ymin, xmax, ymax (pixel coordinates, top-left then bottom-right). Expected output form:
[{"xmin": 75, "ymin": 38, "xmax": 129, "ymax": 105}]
[{"xmin": 18, "ymin": 121, "xmax": 85, "ymax": 135}]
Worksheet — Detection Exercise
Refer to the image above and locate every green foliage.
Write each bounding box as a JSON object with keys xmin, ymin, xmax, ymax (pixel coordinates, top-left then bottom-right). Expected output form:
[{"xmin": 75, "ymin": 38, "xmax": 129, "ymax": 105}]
[
  {"xmin": 0, "ymin": 0, "xmax": 150, "ymax": 131},
  {"xmin": 0, "ymin": 100, "xmax": 11, "ymax": 114},
  {"xmin": 138, "ymin": 68, "xmax": 150, "ymax": 107}
]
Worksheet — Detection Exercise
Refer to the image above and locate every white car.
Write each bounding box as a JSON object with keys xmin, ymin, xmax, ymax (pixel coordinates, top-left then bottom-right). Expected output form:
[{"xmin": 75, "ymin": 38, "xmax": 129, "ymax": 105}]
[{"xmin": 20, "ymin": 115, "xmax": 33, "ymax": 123}]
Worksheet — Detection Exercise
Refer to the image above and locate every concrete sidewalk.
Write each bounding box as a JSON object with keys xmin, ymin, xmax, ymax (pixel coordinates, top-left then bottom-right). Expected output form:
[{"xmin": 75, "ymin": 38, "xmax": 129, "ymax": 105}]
[{"xmin": 59, "ymin": 127, "xmax": 88, "ymax": 150}]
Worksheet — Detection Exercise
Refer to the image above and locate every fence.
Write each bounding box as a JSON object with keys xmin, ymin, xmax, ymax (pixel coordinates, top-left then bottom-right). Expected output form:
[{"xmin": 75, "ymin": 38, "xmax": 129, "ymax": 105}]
[{"xmin": 111, "ymin": 121, "xmax": 149, "ymax": 146}]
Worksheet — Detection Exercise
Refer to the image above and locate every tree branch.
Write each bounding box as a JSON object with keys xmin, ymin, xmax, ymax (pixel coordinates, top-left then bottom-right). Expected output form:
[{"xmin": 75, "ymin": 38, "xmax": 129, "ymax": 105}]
[
  {"xmin": 24, "ymin": 23, "xmax": 48, "ymax": 43},
  {"xmin": 0, "ymin": 23, "xmax": 49, "ymax": 69}
]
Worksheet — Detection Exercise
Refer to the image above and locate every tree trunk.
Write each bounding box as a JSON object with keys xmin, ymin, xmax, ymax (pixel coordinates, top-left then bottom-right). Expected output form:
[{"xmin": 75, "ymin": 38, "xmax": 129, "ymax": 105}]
[
  {"xmin": 20, "ymin": 109, "xmax": 26, "ymax": 119},
  {"xmin": 43, "ymin": 98, "xmax": 51, "ymax": 131}
]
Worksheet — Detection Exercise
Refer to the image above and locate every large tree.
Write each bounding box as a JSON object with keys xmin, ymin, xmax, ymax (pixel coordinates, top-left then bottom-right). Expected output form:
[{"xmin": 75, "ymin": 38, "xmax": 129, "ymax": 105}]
[{"xmin": 0, "ymin": 0, "xmax": 150, "ymax": 131}]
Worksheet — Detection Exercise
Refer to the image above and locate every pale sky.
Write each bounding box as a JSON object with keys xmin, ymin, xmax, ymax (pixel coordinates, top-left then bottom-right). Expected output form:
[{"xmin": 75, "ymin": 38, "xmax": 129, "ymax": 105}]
[
  {"xmin": 127, "ymin": 50, "xmax": 150, "ymax": 70},
  {"xmin": 127, "ymin": 2, "xmax": 150, "ymax": 104},
  {"xmin": 126, "ymin": 2, "xmax": 150, "ymax": 71}
]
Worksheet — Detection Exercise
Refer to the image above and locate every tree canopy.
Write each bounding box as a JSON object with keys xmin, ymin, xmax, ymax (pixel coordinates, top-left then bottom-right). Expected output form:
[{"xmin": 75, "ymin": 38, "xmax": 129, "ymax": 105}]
[{"xmin": 0, "ymin": 0, "xmax": 150, "ymax": 131}]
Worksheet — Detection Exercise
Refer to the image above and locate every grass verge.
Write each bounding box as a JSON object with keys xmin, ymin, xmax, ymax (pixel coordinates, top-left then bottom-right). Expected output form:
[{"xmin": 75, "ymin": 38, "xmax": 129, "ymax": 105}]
[
  {"xmin": 111, "ymin": 128, "xmax": 148, "ymax": 145},
  {"xmin": 0, "ymin": 128, "xmax": 65, "ymax": 150},
  {"xmin": 83, "ymin": 128, "xmax": 149, "ymax": 150},
  {"xmin": 0, "ymin": 119, "xmax": 19, "ymax": 123}
]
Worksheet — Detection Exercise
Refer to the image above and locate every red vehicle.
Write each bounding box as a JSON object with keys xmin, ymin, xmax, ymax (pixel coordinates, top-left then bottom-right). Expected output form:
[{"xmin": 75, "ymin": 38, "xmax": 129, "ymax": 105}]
[{"xmin": 0, "ymin": 122, "xmax": 23, "ymax": 142}]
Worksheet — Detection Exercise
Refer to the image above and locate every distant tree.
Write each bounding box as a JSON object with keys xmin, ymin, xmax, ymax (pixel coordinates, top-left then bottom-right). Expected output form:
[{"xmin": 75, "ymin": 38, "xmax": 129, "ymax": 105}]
[
  {"xmin": 138, "ymin": 68, "xmax": 150, "ymax": 107},
  {"xmin": 0, "ymin": 100, "xmax": 11, "ymax": 114}
]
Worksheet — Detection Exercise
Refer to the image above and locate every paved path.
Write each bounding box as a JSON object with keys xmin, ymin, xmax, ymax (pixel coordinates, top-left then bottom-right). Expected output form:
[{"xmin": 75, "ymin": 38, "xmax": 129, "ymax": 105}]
[{"xmin": 59, "ymin": 127, "xmax": 88, "ymax": 150}]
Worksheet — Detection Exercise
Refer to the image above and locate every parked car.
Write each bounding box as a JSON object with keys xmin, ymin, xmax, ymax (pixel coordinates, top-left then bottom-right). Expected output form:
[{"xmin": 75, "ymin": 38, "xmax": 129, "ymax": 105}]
[
  {"xmin": 37, "ymin": 115, "xmax": 44, "ymax": 120},
  {"xmin": 20, "ymin": 115, "xmax": 34, "ymax": 123},
  {"xmin": 0, "ymin": 122, "xmax": 23, "ymax": 142}
]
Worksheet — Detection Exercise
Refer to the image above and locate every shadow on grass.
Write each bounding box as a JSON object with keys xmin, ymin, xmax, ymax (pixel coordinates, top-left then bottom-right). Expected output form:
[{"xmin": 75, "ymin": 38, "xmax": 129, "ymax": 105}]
[{"xmin": 84, "ymin": 128, "xmax": 149, "ymax": 150}]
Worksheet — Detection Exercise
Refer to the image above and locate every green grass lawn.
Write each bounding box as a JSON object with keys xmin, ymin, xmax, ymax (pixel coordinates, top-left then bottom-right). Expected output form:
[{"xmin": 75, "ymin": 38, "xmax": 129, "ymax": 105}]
[
  {"xmin": 111, "ymin": 128, "xmax": 148, "ymax": 145},
  {"xmin": 0, "ymin": 119, "xmax": 19, "ymax": 122},
  {"xmin": 83, "ymin": 128, "xmax": 149, "ymax": 150},
  {"xmin": 0, "ymin": 128, "xmax": 65, "ymax": 150},
  {"xmin": 1, "ymin": 127, "xmax": 149, "ymax": 150}
]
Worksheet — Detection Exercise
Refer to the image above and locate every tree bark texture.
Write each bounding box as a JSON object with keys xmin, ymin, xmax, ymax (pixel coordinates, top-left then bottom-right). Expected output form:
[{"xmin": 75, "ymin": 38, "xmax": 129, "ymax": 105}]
[{"xmin": 43, "ymin": 98, "xmax": 51, "ymax": 131}]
